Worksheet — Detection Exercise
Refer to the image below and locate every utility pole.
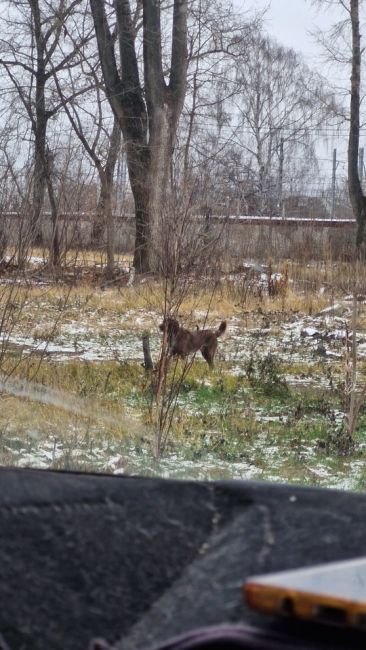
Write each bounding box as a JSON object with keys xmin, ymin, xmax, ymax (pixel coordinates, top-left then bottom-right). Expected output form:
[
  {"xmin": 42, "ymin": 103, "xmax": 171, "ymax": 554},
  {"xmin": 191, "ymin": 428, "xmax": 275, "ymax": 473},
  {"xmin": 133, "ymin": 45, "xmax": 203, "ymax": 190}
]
[{"xmin": 331, "ymin": 148, "xmax": 337, "ymax": 220}]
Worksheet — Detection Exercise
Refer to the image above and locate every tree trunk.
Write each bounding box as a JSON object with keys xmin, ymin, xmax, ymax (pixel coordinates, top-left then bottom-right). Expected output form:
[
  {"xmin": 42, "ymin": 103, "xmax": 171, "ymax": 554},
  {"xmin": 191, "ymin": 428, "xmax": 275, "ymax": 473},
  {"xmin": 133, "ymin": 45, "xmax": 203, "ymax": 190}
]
[
  {"xmin": 127, "ymin": 116, "xmax": 173, "ymax": 273},
  {"xmin": 142, "ymin": 334, "xmax": 154, "ymax": 371},
  {"xmin": 45, "ymin": 150, "xmax": 60, "ymax": 268},
  {"xmin": 146, "ymin": 111, "xmax": 173, "ymax": 270},
  {"xmin": 92, "ymin": 116, "xmax": 121, "ymax": 257},
  {"xmin": 103, "ymin": 181, "xmax": 114, "ymax": 278},
  {"xmin": 93, "ymin": 172, "xmax": 116, "ymax": 278},
  {"xmin": 32, "ymin": 122, "xmax": 47, "ymax": 241},
  {"xmin": 90, "ymin": 0, "xmax": 188, "ymax": 274},
  {"xmin": 30, "ymin": 0, "xmax": 48, "ymax": 245},
  {"xmin": 349, "ymin": 0, "xmax": 366, "ymax": 252},
  {"xmin": 46, "ymin": 177, "xmax": 60, "ymax": 268}
]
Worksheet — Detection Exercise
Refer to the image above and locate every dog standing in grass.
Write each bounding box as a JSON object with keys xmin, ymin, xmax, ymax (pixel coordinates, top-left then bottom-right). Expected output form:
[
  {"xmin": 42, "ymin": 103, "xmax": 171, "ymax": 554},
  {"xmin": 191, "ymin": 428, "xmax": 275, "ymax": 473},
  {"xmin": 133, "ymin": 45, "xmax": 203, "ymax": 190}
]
[{"xmin": 159, "ymin": 317, "xmax": 227, "ymax": 367}]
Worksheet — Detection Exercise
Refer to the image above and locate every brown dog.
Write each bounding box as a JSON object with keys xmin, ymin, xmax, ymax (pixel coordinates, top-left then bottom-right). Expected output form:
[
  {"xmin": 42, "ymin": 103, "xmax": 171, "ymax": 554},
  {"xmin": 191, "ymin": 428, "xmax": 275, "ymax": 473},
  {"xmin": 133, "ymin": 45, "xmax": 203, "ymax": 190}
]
[{"xmin": 159, "ymin": 317, "xmax": 227, "ymax": 367}]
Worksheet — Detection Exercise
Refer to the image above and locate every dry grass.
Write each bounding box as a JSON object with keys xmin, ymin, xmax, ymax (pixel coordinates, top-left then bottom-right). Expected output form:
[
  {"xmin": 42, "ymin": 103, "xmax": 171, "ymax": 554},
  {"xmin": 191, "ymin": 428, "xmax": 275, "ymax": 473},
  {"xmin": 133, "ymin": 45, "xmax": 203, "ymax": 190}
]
[
  {"xmin": 283, "ymin": 259, "xmax": 366, "ymax": 295},
  {"xmin": 0, "ymin": 266, "xmax": 343, "ymax": 335},
  {"xmin": 5, "ymin": 245, "xmax": 362, "ymax": 314},
  {"xmin": 1, "ymin": 249, "xmax": 366, "ymax": 485},
  {"xmin": 6, "ymin": 245, "xmax": 133, "ymax": 269}
]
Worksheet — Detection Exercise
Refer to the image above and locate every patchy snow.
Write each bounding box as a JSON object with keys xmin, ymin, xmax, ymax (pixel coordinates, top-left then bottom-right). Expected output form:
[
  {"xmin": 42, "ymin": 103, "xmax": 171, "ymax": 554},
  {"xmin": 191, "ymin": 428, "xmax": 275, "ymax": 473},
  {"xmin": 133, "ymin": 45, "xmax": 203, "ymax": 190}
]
[
  {"xmin": 301, "ymin": 327, "xmax": 322, "ymax": 338},
  {"xmin": 317, "ymin": 303, "xmax": 347, "ymax": 316},
  {"xmin": 1, "ymin": 297, "xmax": 353, "ymax": 400},
  {"xmin": 0, "ymin": 273, "xmax": 365, "ymax": 489},
  {"xmin": 2, "ymin": 416, "xmax": 366, "ymax": 489},
  {"xmin": 327, "ymin": 329, "xmax": 347, "ymax": 340}
]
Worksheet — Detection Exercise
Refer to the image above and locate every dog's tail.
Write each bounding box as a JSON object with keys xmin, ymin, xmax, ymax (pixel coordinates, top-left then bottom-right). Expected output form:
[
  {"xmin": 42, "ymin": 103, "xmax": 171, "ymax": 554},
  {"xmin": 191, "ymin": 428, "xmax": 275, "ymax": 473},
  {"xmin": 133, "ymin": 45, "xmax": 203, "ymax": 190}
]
[{"xmin": 216, "ymin": 321, "xmax": 227, "ymax": 337}]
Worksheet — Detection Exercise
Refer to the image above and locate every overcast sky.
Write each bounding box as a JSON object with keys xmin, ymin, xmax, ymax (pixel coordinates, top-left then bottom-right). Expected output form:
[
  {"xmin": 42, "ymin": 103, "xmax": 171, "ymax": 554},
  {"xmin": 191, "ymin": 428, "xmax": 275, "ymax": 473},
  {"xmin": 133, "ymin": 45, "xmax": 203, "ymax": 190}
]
[
  {"xmin": 236, "ymin": 0, "xmax": 346, "ymax": 69},
  {"xmin": 233, "ymin": 1, "xmax": 351, "ymax": 178},
  {"xmin": 257, "ymin": 0, "xmax": 333, "ymax": 61}
]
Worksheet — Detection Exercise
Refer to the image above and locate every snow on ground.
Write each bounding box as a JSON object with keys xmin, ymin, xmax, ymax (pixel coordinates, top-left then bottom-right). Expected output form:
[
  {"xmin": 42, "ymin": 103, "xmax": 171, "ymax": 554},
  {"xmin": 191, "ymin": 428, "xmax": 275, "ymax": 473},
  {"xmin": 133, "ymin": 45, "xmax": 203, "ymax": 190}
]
[
  {"xmin": 7, "ymin": 425, "xmax": 364, "ymax": 489},
  {"xmin": 0, "ymin": 296, "xmax": 357, "ymax": 380},
  {"xmin": 0, "ymin": 272, "xmax": 365, "ymax": 487}
]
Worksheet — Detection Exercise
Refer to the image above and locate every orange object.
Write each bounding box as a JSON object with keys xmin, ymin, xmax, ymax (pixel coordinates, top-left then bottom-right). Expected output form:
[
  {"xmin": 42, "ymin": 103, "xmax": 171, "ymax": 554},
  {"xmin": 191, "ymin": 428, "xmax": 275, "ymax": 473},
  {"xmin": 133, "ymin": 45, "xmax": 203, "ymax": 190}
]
[{"xmin": 244, "ymin": 557, "xmax": 366, "ymax": 629}]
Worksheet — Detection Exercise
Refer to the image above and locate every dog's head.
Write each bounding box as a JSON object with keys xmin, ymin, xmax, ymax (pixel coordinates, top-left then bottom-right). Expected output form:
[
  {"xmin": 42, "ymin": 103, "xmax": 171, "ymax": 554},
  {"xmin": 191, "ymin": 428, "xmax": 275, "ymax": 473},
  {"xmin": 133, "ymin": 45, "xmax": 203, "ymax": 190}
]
[{"xmin": 159, "ymin": 317, "xmax": 180, "ymax": 337}]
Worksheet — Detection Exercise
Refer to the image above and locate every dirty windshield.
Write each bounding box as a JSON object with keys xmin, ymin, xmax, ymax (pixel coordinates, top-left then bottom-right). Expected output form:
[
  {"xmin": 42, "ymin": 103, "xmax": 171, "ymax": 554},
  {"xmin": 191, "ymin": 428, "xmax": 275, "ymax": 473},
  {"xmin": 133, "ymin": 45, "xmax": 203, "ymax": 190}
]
[{"xmin": 0, "ymin": 0, "xmax": 364, "ymax": 491}]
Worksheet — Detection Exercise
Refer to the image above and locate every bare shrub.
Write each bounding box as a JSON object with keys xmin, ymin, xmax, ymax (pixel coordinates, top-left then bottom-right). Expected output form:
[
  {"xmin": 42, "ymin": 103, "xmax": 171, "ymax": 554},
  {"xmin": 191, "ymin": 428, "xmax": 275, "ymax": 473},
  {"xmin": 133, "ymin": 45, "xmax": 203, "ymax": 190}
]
[{"xmin": 147, "ymin": 195, "xmax": 226, "ymax": 457}]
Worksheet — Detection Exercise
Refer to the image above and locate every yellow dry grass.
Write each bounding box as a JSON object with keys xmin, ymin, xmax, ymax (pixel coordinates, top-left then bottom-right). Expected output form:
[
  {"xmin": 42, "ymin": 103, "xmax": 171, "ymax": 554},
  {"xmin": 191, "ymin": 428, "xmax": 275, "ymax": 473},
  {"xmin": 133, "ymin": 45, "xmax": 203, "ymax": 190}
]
[{"xmin": 1, "ymin": 246, "xmax": 362, "ymax": 334}]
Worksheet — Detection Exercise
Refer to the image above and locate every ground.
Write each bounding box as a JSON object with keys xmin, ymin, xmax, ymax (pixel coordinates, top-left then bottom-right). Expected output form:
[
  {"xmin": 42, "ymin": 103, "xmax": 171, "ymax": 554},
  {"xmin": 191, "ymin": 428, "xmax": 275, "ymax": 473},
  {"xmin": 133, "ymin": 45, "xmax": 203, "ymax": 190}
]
[{"xmin": 1, "ymin": 252, "xmax": 366, "ymax": 490}]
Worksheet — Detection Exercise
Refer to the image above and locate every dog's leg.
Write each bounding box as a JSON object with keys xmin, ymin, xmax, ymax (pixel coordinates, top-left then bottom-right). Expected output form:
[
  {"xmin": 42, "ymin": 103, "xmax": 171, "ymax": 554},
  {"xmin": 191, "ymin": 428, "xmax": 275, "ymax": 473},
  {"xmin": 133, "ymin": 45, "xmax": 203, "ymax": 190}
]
[{"xmin": 201, "ymin": 345, "xmax": 215, "ymax": 367}]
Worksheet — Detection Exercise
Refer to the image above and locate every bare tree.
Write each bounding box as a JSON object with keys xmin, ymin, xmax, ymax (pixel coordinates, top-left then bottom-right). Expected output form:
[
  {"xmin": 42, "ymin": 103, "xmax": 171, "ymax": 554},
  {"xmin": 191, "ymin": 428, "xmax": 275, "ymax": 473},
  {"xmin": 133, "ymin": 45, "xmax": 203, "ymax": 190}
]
[
  {"xmin": 148, "ymin": 191, "xmax": 226, "ymax": 457},
  {"xmin": 181, "ymin": 1, "xmax": 258, "ymax": 182},
  {"xmin": 0, "ymin": 0, "xmax": 92, "ymax": 265},
  {"xmin": 233, "ymin": 33, "xmax": 336, "ymax": 215},
  {"xmin": 312, "ymin": 0, "xmax": 366, "ymax": 250},
  {"xmin": 52, "ymin": 57, "xmax": 122, "ymax": 277},
  {"xmin": 348, "ymin": 0, "xmax": 366, "ymax": 250},
  {"xmin": 176, "ymin": 5, "xmax": 335, "ymax": 218},
  {"xmin": 90, "ymin": 0, "xmax": 188, "ymax": 274}
]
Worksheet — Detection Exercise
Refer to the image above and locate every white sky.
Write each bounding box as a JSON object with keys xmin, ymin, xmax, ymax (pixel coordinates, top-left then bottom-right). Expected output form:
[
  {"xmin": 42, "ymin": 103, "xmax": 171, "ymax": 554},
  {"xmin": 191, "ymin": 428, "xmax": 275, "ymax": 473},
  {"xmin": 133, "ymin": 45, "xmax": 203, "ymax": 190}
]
[
  {"xmin": 233, "ymin": 0, "xmax": 352, "ymax": 178},
  {"xmin": 257, "ymin": 0, "xmax": 334, "ymax": 62},
  {"xmin": 235, "ymin": 0, "xmax": 346, "ymax": 69}
]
